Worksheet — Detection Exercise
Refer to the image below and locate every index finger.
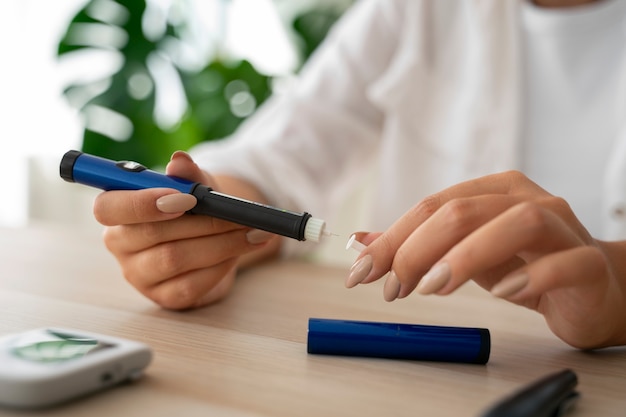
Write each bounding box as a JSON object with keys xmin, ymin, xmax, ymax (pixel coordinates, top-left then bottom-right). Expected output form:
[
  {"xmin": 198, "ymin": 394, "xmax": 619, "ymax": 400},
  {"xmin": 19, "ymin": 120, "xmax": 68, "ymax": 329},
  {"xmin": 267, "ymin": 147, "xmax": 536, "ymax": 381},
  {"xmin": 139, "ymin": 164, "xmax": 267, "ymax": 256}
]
[
  {"xmin": 361, "ymin": 171, "xmax": 545, "ymax": 281},
  {"xmin": 93, "ymin": 188, "xmax": 194, "ymax": 226}
]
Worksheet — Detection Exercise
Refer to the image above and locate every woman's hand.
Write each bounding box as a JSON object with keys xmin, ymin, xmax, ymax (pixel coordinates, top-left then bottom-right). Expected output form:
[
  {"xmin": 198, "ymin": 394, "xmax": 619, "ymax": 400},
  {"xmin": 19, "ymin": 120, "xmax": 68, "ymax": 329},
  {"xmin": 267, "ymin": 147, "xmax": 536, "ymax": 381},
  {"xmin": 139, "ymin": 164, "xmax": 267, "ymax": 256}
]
[
  {"xmin": 94, "ymin": 151, "xmax": 279, "ymax": 310},
  {"xmin": 346, "ymin": 171, "xmax": 626, "ymax": 349}
]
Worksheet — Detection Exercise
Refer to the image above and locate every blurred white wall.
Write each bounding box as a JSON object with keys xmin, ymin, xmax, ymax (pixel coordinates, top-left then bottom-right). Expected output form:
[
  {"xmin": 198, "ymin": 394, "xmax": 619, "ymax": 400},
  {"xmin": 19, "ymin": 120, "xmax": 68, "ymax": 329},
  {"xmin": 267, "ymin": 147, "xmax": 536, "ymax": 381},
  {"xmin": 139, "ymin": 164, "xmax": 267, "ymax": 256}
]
[{"xmin": 0, "ymin": 0, "xmax": 85, "ymax": 227}]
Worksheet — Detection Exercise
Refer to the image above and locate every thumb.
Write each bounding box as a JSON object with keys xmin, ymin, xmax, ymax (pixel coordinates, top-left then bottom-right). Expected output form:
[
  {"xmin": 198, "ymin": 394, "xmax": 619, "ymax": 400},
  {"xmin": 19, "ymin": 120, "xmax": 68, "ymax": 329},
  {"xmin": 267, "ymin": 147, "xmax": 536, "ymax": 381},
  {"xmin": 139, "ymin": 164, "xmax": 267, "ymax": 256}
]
[{"xmin": 166, "ymin": 151, "xmax": 214, "ymax": 186}]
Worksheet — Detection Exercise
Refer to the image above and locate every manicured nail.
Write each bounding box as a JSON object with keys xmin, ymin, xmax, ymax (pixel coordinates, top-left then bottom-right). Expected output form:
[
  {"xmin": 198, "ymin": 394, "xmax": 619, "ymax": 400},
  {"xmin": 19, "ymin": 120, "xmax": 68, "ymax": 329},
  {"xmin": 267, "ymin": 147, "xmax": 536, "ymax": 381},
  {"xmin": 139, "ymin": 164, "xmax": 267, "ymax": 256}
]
[
  {"xmin": 156, "ymin": 193, "xmax": 197, "ymax": 213},
  {"xmin": 346, "ymin": 254, "xmax": 373, "ymax": 288},
  {"xmin": 416, "ymin": 262, "xmax": 451, "ymax": 295},
  {"xmin": 246, "ymin": 229, "xmax": 274, "ymax": 244},
  {"xmin": 346, "ymin": 234, "xmax": 367, "ymax": 252},
  {"xmin": 491, "ymin": 273, "xmax": 529, "ymax": 298},
  {"xmin": 171, "ymin": 150, "xmax": 194, "ymax": 162},
  {"xmin": 383, "ymin": 271, "xmax": 402, "ymax": 302}
]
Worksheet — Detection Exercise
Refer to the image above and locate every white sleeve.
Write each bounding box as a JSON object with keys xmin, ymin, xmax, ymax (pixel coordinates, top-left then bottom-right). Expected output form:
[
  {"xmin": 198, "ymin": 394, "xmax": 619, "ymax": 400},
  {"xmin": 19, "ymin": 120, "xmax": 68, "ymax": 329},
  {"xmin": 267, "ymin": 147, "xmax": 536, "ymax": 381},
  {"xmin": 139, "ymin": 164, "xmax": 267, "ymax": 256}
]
[{"xmin": 191, "ymin": 0, "xmax": 404, "ymax": 255}]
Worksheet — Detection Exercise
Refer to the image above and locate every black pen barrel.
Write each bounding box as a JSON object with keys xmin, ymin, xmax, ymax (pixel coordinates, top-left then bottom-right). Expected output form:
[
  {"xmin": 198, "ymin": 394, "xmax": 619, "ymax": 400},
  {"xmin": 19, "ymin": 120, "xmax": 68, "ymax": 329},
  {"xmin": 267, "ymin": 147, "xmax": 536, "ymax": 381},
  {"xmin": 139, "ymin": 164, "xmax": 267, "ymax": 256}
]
[
  {"xmin": 190, "ymin": 184, "xmax": 310, "ymax": 241},
  {"xmin": 481, "ymin": 369, "xmax": 578, "ymax": 417}
]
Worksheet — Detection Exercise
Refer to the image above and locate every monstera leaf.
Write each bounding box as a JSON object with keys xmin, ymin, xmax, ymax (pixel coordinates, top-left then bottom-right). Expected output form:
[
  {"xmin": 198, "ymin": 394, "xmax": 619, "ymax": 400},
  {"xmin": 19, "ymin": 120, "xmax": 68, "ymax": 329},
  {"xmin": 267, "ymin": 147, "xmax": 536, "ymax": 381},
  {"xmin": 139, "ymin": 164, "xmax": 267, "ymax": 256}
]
[
  {"xmin": 57, "ymin": 0, "xmax": 272, "ymax": 168},
  {"xmin": 57, "ymin": 0, "xmax": 349, "ymax": 168}
]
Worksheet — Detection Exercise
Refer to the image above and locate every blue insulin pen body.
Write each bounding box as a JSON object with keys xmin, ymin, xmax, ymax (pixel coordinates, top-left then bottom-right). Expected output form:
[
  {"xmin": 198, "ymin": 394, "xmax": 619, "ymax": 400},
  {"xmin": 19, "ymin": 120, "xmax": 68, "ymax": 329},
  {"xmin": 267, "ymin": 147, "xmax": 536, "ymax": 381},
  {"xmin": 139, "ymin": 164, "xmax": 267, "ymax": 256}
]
[
  {"xmin": 307, "ymin": 318, "xmax": 490, "ymax": 364},
  {"xmin": 59, "ymin": 150, "xmax": 327, "ymax": 242}
]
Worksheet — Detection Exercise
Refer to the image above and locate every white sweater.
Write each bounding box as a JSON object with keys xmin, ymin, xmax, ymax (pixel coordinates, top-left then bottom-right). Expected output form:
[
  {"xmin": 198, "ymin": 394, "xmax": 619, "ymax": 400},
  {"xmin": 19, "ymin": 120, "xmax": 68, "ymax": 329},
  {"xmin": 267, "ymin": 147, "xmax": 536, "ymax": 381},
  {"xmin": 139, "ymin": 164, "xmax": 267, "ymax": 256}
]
[{"xmin": 192, "ymin": 0, "xmax": 626, "ymax": 256}]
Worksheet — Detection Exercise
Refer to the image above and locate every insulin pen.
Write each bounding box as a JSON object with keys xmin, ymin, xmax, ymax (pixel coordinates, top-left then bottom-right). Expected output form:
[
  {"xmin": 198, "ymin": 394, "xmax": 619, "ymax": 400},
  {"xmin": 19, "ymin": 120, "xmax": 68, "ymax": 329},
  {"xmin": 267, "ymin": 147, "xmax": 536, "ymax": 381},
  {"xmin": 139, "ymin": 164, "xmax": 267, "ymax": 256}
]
[
  {"xmin": 59, "ymin": 150, "xmax": 331, "ymax": 242},
  {"xmin": 480, "ymin": 369, "xmax": 579, "ymax": 417}
]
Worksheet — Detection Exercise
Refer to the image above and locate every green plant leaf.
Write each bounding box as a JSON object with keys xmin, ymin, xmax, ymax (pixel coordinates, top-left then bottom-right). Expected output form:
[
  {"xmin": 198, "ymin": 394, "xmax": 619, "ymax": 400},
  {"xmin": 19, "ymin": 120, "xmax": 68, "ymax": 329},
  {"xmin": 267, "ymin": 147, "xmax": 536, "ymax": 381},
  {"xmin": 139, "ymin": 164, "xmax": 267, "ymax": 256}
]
[{"xmin": 57, "ymin": 0, "xmax": 346, "ymax": 168}]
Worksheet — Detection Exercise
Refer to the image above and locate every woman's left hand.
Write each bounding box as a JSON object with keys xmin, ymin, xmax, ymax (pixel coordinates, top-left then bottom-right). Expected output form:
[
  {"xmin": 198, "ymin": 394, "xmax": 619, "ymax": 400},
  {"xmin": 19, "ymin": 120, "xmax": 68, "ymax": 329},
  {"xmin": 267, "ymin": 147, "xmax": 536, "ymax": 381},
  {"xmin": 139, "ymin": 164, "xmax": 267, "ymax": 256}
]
[{"xmin": 346, "ymin": 171, "xmax": 626, "ymax": 349}]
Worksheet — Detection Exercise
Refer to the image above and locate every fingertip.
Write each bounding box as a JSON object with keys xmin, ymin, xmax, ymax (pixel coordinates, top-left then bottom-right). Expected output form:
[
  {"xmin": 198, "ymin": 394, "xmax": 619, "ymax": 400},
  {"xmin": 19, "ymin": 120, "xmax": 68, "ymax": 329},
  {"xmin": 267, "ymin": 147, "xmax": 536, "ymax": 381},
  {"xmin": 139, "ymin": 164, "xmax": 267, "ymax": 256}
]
[
  {"xmin": 346, "ymin": 254, "xmax": 373, "ymax": 288},
  {"xmin": 171, "ymin": 150, "xmax": 194, "ymax": 162},
  {"xmin": 490, "ymin": 273, "xmax": 529, "ymax": 298},
  {"xmin": 93, "ymin": 190, "xmax": 113, "ymax": 226},
  {"xmin": 415, "ymin": 262, "xmax": 451, "ymax": 295},
  {"xmin": 156, "ymin": 193, "xmax": 197, "ymax": 214},
  {"xmin": 167, "ymin": 152, "xmax": 197, "ymax": 174},
  {"xmin": 166, "ymin": 151, "xmax": 211, "ymax": 185},
  {"xmin": 383, "ymin": 271, "xmax": 401, "ymax": 302},
  {"xmin": 397, "ymin": 280, "xmax": 418, "ymax": 299},
  {"xmin": 246, "ymin": 229, "xmax": 275, "ymax": 245}
]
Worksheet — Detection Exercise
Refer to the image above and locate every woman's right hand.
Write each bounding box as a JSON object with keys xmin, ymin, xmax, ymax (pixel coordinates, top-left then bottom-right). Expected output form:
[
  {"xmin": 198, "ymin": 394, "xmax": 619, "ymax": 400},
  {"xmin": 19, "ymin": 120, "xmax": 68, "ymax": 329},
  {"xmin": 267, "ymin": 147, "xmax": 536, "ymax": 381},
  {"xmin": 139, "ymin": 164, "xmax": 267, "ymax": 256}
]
[{"xmin": 93, "ymin": 151, "xmax": 278, "ymax": 310}]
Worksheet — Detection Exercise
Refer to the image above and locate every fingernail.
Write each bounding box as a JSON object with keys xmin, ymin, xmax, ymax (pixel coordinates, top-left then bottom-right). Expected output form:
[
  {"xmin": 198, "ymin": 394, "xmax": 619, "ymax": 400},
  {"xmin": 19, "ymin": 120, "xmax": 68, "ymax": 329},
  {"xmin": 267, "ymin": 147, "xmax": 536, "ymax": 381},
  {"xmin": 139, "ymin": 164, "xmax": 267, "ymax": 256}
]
[
  {"xmin": 383, "ymin": 271, "xmax": 401, "ymax": 302},
  {"xmin": 491, "ymin": 273, "xmax": 529, "ymax": 298},
  {"xmin": 346, "ymin": 254, "xmax": 372, "ymax": 288},
  {"xmin": 416, "ymin": 262, "xmax": 451, "ymax": 295},
  {"xmin": 246, "ymin": 229, "xmax": 274, "ymax": 245},
  {"xmin": 346, "ymin": 234, "xmax": 367, "ymax": 252},
  {"xmin": 171, "ymin": 150, "xmax": 194, "ymax": 162},
  {"xmin": 156, "ymin": 193, "xmax": 197, "ymax": 213}
]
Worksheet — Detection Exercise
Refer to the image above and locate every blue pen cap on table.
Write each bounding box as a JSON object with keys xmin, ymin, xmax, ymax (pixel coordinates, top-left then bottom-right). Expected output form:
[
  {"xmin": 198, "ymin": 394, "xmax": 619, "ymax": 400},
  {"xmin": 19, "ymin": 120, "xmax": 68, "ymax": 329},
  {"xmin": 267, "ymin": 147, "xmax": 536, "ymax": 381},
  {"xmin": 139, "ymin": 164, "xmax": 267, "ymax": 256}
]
[{"xmin": 307, "ymin": 318, "xmax": 490, "ymax": 364}]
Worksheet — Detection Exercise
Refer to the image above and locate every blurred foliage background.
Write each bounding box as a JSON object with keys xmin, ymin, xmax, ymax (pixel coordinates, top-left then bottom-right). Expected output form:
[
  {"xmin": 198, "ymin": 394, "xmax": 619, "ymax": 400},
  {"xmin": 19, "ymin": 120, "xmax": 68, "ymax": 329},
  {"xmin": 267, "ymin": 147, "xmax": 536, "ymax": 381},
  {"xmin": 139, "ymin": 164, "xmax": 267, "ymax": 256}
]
[{"xmin": 56, "ymin": 0, "xmax": 352, "ymax": 168}]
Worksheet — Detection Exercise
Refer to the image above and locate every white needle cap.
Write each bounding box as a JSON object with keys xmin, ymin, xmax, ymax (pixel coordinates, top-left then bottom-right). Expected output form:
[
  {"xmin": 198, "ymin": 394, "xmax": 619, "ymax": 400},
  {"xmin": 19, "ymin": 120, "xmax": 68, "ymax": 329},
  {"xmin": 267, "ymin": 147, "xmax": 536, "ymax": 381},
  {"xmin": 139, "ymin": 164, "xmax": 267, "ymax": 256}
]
[{"xmin": 345, "ymin": 234, "xmax": 367, "ymax": 252}]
